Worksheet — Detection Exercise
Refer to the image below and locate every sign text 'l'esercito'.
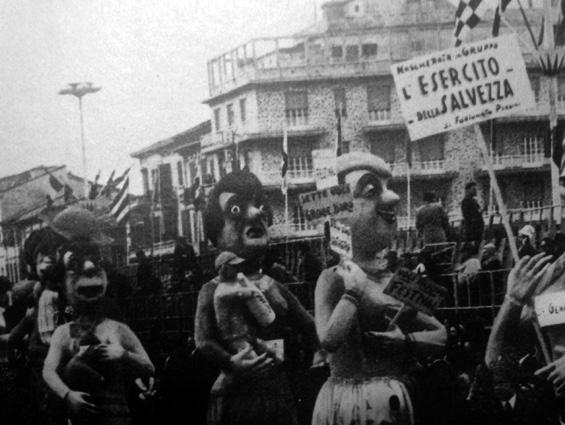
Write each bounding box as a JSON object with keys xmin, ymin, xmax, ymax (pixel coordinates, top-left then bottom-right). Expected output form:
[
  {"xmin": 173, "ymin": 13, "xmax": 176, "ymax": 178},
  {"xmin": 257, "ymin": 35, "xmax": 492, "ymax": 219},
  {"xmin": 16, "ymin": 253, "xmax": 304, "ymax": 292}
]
[
  {"xmin": 391, "ymin": 34, "xmax": 535, "ymax": 141},
  {"xmin": 299, "ymin": 184, "xmax": 353, "ymax": 224},
  {"xmin": 535, "ymin": 291, "xmax": 565, "ymax": 328}
]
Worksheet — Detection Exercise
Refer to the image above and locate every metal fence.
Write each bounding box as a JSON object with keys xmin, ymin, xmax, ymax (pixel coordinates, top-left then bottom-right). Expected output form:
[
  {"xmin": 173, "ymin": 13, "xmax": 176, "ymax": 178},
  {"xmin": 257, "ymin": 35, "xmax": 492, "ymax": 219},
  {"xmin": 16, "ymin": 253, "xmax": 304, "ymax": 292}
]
[{"xmin": 123, "ymin": 269, "xmax": 510, "ymax": 346}]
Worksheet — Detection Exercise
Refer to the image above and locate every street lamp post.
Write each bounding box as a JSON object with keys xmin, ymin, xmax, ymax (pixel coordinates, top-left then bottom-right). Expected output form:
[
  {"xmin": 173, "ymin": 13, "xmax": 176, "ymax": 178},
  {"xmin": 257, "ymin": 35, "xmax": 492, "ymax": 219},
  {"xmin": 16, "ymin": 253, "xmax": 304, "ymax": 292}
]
[{"xmin": 59, "ymin": 82, "xmax": 101, "ymax": 198}]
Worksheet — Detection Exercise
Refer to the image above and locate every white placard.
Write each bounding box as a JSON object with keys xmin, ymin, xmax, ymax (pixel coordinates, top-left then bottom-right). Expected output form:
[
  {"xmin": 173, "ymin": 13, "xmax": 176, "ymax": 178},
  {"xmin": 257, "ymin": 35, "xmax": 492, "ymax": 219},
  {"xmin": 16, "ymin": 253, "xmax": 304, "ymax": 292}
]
[
  {"xmin": 535, "ymin": 291, "xmax": 565, "ymax": 328},
  {"xmin": 299, "ymin": 184, "xmax": 354, "ymax": 224},
  {"xmin": 312, "ymin": 148, "xmax": 338, "ymax": 190},
  {"xmin": 391, "ymin": 34, "xmax": 535, "ymax": 141},
  {"xmin": 329, "ymin": 220, "xmax": 352, "ymax": 259}
]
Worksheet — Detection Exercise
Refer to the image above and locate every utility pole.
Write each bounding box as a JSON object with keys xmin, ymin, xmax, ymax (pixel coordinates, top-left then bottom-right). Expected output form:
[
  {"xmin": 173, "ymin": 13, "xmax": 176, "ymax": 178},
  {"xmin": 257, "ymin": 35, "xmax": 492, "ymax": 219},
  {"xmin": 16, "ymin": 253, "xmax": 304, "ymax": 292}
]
[{"xmin": 59, "ymin": 82, "xmax": 101, "ymax": 198}]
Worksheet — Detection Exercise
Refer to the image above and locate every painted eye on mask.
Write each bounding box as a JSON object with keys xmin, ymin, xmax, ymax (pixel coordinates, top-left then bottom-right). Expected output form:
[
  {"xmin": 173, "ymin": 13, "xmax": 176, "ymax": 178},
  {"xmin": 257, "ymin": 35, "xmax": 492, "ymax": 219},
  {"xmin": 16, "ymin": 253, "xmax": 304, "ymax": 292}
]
[
  {"xmin": 360, "ymin": 184, "xmax": 379, "ymax": 198},
  {"xmin": 230, "ymin": 205, "xmax": 242, "ymax": 216}
]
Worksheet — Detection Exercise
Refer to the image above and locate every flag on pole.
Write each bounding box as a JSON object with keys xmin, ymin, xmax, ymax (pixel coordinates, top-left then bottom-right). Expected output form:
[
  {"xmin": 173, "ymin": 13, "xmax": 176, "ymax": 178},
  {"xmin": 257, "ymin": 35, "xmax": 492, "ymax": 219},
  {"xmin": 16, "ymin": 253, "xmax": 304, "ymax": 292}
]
[
  {"xmin": 281, "ymin": 127, "xmax": 288, "ymax": 195},
  {"xmin": 88, "ymin": 170, "xmax": 102, "ymax": 200},
  {"xmin": 492, "ymin": 0, "xmax": 512, "ymax": 37},
  {"xmin": 453, "ymin": 0, "xmax": 490, "ymax": 46},
  {"xmin": 113, "ymin": 167, "xmax": 131, "ymax": 187},
  {"xmin": 99, "ymin": 170, "xmax": 116, "ymax": 197},
  {"xmin": 110, "ymin": 177, "xmax": 130, "ymax": 224}
]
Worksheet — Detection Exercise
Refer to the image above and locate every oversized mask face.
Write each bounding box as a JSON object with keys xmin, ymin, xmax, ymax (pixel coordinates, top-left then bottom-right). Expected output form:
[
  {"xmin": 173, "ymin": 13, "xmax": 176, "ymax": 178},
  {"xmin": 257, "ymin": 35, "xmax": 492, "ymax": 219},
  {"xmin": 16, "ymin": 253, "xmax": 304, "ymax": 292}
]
[
  {"xmin": 216, "ymin": 191, "xmax": 269, "ymax": 259},
  {"xmin": 343, "ymin": 169, "xmax": 400, "ymax": 260},
  {"xmin": 62, "ymin": 244, "xmax": 107, "ymax": 305}
]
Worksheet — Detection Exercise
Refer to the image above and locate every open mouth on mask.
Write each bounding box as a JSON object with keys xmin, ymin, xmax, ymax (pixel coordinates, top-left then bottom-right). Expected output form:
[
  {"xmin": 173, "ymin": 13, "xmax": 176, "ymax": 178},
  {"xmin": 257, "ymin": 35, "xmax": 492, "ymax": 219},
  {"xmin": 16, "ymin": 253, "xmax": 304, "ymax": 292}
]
[
  {"xmin": 76, "ymin": 284, "xmax": 104, "ymax": 299},
  {"xmin": 376, "ymin": 209, "xmax": 397, "ymax": 225},
  {"xmin": 245, "ymin": 226, "xmax": 265, "ymax": 239}
]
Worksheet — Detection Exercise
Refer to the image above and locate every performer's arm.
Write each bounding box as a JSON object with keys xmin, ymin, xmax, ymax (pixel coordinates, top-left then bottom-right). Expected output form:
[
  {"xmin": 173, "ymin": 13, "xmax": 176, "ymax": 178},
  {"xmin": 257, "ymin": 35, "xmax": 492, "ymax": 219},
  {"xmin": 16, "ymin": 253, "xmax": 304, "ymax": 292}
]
[
  {"xmin": 316, "ymin": 264, "xmax": 366, "ymax": 352},
  {"xmin": 485, "ymin": 253, "xmax": 552, "ymax": 366}
]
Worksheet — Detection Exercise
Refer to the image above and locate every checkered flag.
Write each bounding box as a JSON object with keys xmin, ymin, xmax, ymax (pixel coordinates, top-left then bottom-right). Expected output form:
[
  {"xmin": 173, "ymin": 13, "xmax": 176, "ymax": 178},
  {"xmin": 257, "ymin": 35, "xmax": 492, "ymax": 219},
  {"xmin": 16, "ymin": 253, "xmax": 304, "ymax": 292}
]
[{"xmin": 453, "ymin": 0, "xmax": 489, "ymax": 47}]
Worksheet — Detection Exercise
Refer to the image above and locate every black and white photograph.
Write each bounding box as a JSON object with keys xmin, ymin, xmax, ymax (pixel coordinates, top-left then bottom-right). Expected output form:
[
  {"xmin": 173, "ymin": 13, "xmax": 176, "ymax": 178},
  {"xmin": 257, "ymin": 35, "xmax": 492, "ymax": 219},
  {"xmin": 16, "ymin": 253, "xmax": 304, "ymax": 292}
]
[{"xmin": 2, "ymin": 0, "xmax": 565, "ymax": 424}]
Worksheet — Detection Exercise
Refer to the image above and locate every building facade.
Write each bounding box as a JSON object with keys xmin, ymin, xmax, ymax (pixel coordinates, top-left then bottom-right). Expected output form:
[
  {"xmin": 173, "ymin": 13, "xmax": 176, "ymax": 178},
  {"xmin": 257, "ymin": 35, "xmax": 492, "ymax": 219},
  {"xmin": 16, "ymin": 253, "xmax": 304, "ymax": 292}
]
[
  {"xmin": 130, "ymin": 121, "xmax": 210, "ymax": 257},
  {"xmin": 202, "ymin": 0, "xmax": 557, "ymax": 235}
]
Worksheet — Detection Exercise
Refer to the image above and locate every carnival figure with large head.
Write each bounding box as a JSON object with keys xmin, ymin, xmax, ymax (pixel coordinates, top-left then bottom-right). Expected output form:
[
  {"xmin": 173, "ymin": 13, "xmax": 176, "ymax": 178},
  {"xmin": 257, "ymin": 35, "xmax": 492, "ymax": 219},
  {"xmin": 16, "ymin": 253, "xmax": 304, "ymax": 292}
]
[
  {"xmin": 42, "ymin": 207, "xmax": 154, "ymax": 425},
  {"xmin": 312, "ymin": 152, "xmax": 447, "ymax": 425},
  {"xmin": 195, "ymin": 170, "xmax": 319, "ymax": 425}
]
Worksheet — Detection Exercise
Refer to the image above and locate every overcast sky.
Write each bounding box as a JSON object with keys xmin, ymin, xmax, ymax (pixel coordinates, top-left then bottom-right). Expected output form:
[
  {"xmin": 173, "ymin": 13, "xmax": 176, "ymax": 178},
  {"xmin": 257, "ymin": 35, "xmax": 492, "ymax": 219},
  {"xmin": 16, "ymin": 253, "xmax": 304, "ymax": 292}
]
[
  {"xmin": 0, "ymin": 0, "xmax": 319, "ymax": 192},
  {"xmin": 0, "ymin": 0, "xmax": 546, "ymax": 194}
]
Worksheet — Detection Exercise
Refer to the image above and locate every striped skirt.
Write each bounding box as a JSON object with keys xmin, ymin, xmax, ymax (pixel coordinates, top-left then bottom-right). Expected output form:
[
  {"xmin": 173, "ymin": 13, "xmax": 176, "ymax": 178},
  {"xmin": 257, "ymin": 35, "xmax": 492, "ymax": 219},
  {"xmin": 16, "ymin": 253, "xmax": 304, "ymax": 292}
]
[{"xmin": 312, "ymin": 375, "xmax": 414, "ymax": 425}]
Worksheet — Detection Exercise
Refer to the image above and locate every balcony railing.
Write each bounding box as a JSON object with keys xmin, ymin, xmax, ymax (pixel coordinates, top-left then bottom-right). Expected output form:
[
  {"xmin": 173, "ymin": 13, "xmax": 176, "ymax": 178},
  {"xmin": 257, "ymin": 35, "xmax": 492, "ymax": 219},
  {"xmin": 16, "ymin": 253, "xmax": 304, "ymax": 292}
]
[
  {"xmin": 368, "ymin": 109, "xmax": 391, "ymax": 122},
  {"xmin": 254, "ymin": 167, "xmax": 315, "ymax": 186},
  {"xmin": 390, "ymin": 159, "xmax": 458, "ymax": 177},
  {"xmin": 483, "ymin": 153, "xmax": 549, "ymax": 169},
  {"xmin": 285, "ymin": 108, "xmax": 309, "ymax": 127}
]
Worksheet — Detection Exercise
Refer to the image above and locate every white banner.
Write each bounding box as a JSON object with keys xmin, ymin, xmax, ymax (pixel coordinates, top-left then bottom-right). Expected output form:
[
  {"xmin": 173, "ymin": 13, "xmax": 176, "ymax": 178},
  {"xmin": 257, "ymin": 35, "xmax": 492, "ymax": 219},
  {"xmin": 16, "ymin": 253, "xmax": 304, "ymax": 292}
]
[{"xmin": 391, "ymin": 34, "xmax": 535, "ymax": 141}]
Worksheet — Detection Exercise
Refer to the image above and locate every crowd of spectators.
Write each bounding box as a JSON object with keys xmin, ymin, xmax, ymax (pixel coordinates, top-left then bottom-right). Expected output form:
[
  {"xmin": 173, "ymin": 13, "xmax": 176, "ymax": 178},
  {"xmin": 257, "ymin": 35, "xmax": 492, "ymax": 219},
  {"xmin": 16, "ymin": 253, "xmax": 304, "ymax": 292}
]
[{"xmin": 2, "ymin": 195, "xmax": 565, "ymax": 424}]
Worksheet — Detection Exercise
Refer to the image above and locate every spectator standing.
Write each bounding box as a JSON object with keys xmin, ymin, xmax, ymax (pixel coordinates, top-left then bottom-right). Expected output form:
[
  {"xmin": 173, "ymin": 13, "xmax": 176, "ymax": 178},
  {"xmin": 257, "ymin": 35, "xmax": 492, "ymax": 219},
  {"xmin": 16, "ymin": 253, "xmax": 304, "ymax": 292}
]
[
  {"xmin": 461, "ymin": 182, "xmax": 484, "ymax": 245},
  {"xmin": 296, "ymin": 243, "xmax": 322, "ymax": 284},
  {"xmin": 415, "ymin": 192, "xmax": 450, "ymax": 245},
  {"xmin": 172, "ymin": 237, "xmax": 202, "ymax": 290},
  {"xmin": 517, "ymin": 225, "xmax": 537, "ymax": 259}
]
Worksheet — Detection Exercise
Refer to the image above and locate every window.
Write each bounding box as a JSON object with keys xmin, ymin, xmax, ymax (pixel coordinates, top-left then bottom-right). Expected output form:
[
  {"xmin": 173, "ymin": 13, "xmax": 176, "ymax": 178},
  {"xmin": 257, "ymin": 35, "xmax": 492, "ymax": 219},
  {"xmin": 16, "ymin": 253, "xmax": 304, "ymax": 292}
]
[
  {"xmin": 419, "ymin": 135, "xmax": 444, "ymax": 162},
  {"xmin": 367, "ymin": 85, "xmax": 391, "ymax": 112},
  {"xmin": 331, "ymin": 45, "xmax": 343, "ymax": 59},
  {"xmin": 285, "ymin": 90, "xmax": 308, "ymax": 126},
  {"xmin": 341, "ymin": 140, "xmax": 350, "ymax": 155},
  {"xmin": 345, "ymin": 45, "xmax": 359, "ymax": 61},
  {"xmin": 334, "ymin": 88, "xmax": 347, "ymax": 117},
  {"xmin": 176, "ymin": 161, "xmax": 184, "ymax": 186},
  {"xmin": 239, "ymin": 98, "xmax": 247, "ymax": 123},
  {"xmin": 361, "ymin": 43, "xmax": 378, "ymax": 57},
  {"xmin": 141, "ymin": 168, "xmax": 149, "ymax": 194},
  {"xmin": 214, "ymin": 108, "xmax": 221, "ymax": 131},
  {"xmin": 227, "ymin": 103, "xmax": 234, "ymax": 126}
]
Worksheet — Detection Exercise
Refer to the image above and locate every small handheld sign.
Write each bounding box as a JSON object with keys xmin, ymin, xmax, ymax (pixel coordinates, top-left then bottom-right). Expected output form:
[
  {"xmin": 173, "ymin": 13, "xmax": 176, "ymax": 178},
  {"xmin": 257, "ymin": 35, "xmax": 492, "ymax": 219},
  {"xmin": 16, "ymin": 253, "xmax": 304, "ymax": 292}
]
[
  {"xmin": 384, "ymin": 267, "xmax": 447, "ymax": 316},
  {"xmin": 329, "ymin": 220, "xmax": 352, "ymax": 259},
  {"xmin": 534, "ymin": 291, "xmax": 565, "ymax": 328}
]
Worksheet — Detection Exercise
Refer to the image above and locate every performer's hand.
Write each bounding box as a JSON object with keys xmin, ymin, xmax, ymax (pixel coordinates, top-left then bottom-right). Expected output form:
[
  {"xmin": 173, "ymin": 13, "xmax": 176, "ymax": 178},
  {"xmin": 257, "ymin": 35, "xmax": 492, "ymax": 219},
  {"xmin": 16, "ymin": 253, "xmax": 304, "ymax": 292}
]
[
  {"xmin": 535, "ymin": 346, "xmax": 565, "ymax": 396},
  {"xmin": 506, "ymin": 253, "xmax": 552, "ymax": 305},
  {"xmin": 66, "ymin": 391, "xmax": 98, "ymax": 416},
  {"xmin": 94, "ymin": 343, "xmax": 126, "ymax": 362},
  {"xmin": 135, "ymin": 377, "xmax": 156, "ymax": 400},
  {"xmin": 337, "ymin": 260, "xmax": 367, "ymax": 296},
  {"xmin": 311, "ymin": 349, "xmax": 327, "ymax": 368},
  {"xmin": 364, "ymin": 325, "xmax": 405, "ymax": 356},
  {"xmin": 229, "ymin": 346, "xmax": 274, "ymax": 377}
]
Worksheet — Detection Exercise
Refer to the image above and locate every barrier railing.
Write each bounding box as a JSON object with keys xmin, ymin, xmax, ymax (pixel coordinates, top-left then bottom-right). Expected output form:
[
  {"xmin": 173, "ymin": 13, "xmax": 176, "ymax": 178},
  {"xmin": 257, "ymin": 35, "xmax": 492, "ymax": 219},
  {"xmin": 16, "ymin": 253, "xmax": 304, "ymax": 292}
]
[{"xmin": 123, "ymin": 270, "xmax": 511, "ymax": 343}]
